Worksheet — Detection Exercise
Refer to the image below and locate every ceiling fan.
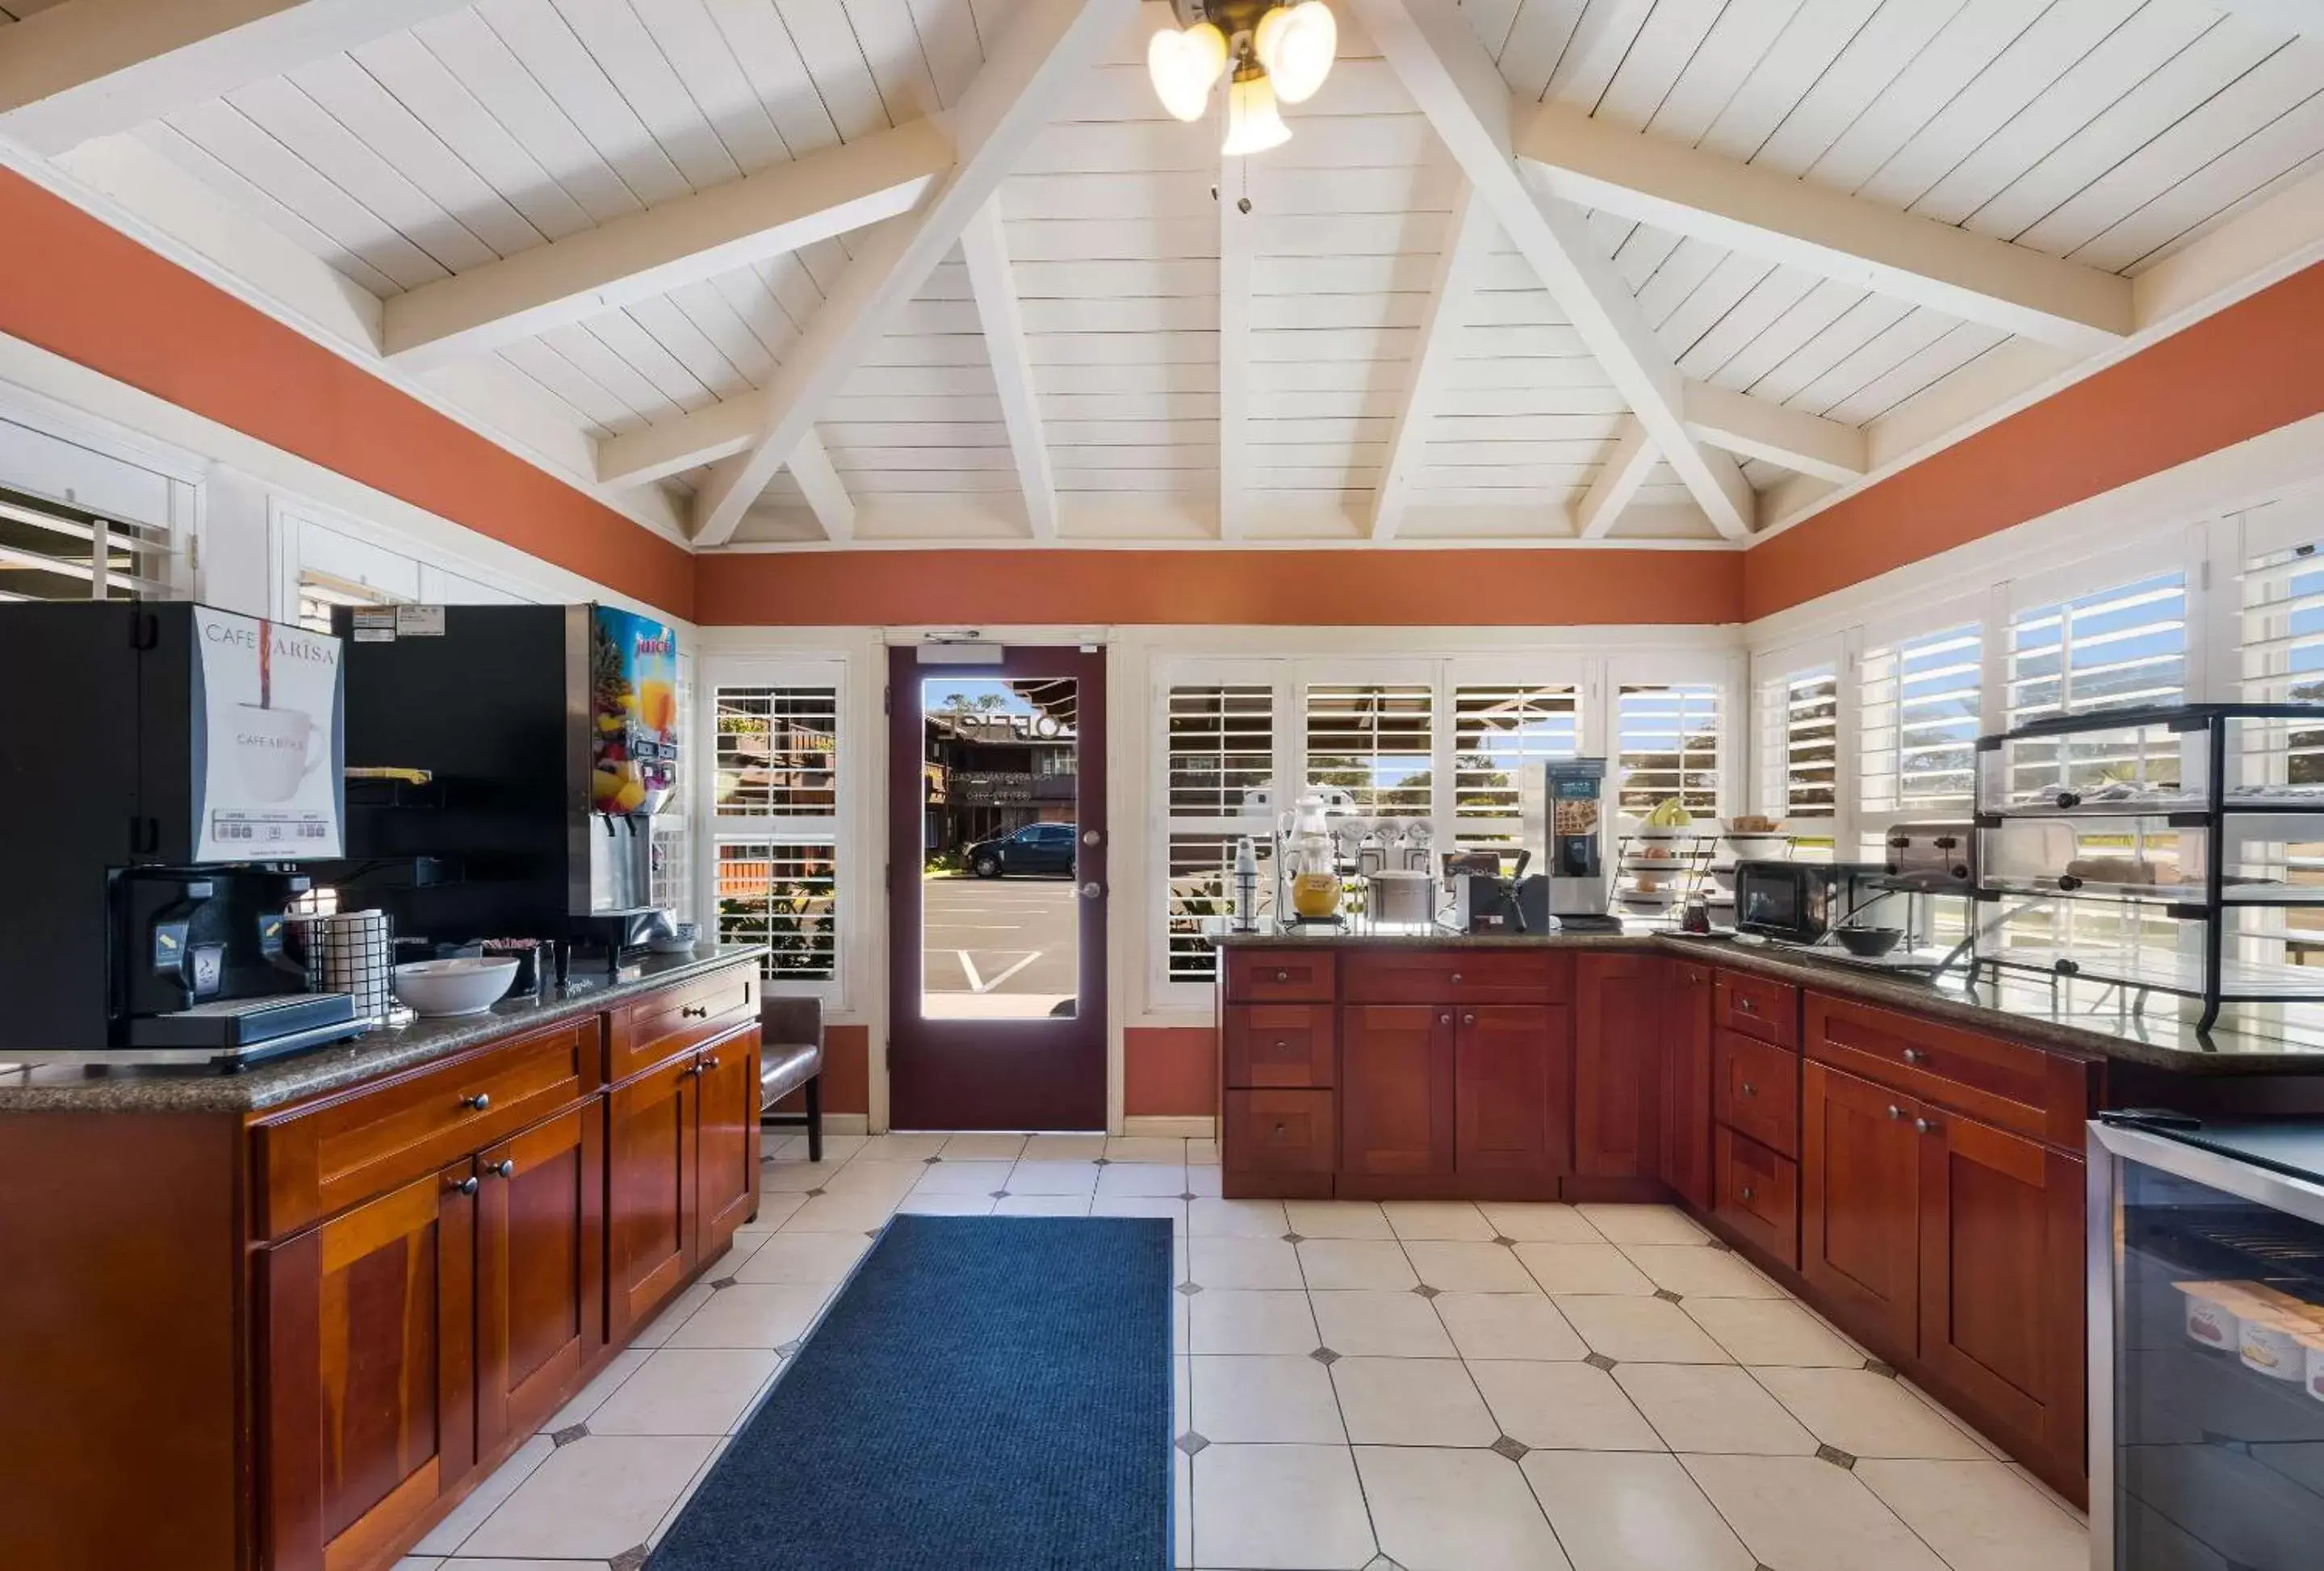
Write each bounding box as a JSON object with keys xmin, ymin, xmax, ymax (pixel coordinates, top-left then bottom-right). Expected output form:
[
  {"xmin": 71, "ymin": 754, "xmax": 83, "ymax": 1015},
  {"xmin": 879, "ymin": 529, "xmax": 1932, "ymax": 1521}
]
[{"xmin": 1147, "ymin": 0, "xmax": 1338, "ymax": 155}]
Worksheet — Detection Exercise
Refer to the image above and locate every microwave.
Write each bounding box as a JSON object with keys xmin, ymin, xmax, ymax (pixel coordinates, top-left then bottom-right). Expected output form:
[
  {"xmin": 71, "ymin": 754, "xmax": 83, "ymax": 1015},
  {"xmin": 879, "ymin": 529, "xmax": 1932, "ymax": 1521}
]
[{"xmin": 1733, "ymin": 861, "xmax": 1868, "ymax": 945}]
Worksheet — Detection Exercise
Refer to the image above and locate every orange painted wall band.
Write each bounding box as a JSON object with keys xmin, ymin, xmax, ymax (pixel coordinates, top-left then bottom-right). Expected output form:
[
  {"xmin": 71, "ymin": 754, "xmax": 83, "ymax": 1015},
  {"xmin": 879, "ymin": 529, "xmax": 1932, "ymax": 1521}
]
[
  {"xmin": 694, "ymin": 546, "xmax": 1746, "ymax": 626},
  {"xmin": 0, "ymin": 170, "xmax": 694, "ymax": 619},
  {"xmin": 1744, "ymin": 261, "xmax": 2324, "ymax": 622}
]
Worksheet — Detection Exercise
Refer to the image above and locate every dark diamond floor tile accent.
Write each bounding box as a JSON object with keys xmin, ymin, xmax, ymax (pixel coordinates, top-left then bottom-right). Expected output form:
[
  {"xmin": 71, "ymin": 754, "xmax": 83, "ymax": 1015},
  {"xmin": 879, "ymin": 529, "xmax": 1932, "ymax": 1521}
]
[
  {"xmin": 1864, "ymin": 1358, "xmax": 1899, "ymax": 1378},
  {"xmin": 864, "ymin": 1229, "xmax": 882, "ymax": 1238},
  {"xmin": 805, "ymin": 1188, "xmax": 826, "ymax": 1197},
  {"xmin": 1176, "ymin": 1431, "xmax": 1209, "ymax": 1456},
  {"xmin": 1653, "ymin": 1288, "xmax": 1684, "ymax": 1303},
  {"xmin": 609, "ymin": 1546, "xmax": 649, "ymax": 1571},
  {"xmin": 776, "ymin": 1339, "xmax": 802, "ymax": 1356},
  {"xmin": 1365, "ymin": 1556, "xmax": 1409, "ymax": 1571},
  {"xmin": 1282, "ymin": 1232, "xmax": 1305, "ymax": 1244},
  {"xmin": 1584, "ymin": 1351, "xmax": 1618, "ymax": 1372},
  {"xmin": 1412, "ymin": 1284, "xmax": 1442, "ymax": 1299},
  {"xmin": 1094, "ymin": 1156, "xmax": 1112, "ymax": 1166},
  {"xmin": 1816, "ymin": 1444, "xmax": 1858, "ymax": 1469},
  {"xmin": 923, "ymin": 1154, "xmax": 943, "ymax": 1164},
  {"xmin": 990, "ymin": 1190, "xmax": 1011, "ymax": 1199},
  {"xmin": 1492, "ymin": 1235, "xmax": 1519, "ymax": 1247},
  {"xmin": 1311, "ymin": 1347, "xmax": 1341, "ymax": 1366},
  {"xmin": 1179, "ymin": 1190, "xmax": 1199, "ymax": 1201},
  {"xmin": 1177, "ymin": 1281, "xmax": 1203, "ymax": 1297},
  {"xmin": 1491, "ymin": 1435, "xmax": 1530, "ymax": 1462},
  {"xmin": 709, "ymin": 1276, "xmax": 736, "ymax": 1290},
  {"xmin": 550, "ymin": 1423, "xmax": 588, "ymax": 1447},
  {"xmin": 1705, "ymin": 1236, "xmax": 1732, "ymax": 1251}
]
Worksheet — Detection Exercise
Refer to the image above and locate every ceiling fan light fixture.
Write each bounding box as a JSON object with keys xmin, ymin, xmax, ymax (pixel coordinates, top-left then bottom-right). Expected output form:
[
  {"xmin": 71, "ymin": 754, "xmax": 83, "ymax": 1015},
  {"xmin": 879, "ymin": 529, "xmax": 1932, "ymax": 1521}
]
[
  {"xmin": 1221, "ymin": 69, "xmax": 1292, "ymax": 157},
  {"xmin": 1147, "ymin": 20, "xmax": 1229, "ymax": 123},
  {"xmin": 1254, "ymin": 0, "xmax": 1337, "ymax": 104}
]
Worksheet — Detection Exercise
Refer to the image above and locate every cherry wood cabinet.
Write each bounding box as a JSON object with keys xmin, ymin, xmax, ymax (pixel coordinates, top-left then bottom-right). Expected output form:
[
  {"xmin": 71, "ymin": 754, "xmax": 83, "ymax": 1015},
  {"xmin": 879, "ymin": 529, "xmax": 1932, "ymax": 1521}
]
[
  {"xmin": 696, "ymin": 1025, "xmax": 764, "ymax": 1264},
  {"xmin": 1341, "ymin": 1004, "xmax": 1455, "ymax": 1178},
  {"xmin": 262, "ymin": 1159, "xmax": 475, "ymax": 1571},
  {"xmin": 1660, "ymin": 961, "xmax": 1715, "ymax": 1211},
  {"xmin": 1916, "ymin": 1105, "xmax": 2086, "ymax": 1480},
  {"xmin": 1801, "ymin": 1061, "xmax": 1924, "ymax": 1355},
  {"xmin": 1573, "ymin": 953, "xmax": 1664, "ymax": 1179},
  {"xmin": 1453, "ymin": 1003, "xmax": 1568, "ymax": 1180},
  {"xmin": 475, "ymin": 1105, "xmax": 602, "ymax": 1456},
  {"xmin": 608, "ymin": 1021, "xmax": 763, "ymax": 1339}
]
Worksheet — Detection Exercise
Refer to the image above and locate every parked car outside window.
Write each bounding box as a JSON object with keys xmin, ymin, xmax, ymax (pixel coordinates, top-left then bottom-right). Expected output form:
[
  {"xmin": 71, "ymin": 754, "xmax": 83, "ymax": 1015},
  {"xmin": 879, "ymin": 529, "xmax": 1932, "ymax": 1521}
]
[{"xmin": 966, "ymin": 822, "xmax": 1076, "ymax": 878}]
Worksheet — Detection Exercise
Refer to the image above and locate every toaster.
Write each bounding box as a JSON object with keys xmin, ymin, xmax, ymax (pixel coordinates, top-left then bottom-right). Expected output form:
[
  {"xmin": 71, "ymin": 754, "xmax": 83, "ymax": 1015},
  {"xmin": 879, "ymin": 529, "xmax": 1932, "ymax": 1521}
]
[{"xmin": 1882, "ymin": 820, "xmax": 1976, "ymax": 893}]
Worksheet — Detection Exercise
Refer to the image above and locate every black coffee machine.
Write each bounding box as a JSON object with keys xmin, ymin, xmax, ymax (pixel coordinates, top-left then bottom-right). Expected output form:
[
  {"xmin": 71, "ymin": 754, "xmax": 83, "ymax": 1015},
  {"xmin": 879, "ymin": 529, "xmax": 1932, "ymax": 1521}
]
[{"xmin": 0, "ymin": 602, "xmax": 364, "ymax": 1063}]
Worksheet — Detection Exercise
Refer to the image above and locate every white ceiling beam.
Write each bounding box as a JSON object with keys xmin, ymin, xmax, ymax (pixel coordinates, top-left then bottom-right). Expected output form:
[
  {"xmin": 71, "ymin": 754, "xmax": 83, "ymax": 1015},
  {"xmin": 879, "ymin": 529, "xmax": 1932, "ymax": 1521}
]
[
  {"xmin": 1679, "ymin": 380, "xmax": 1866, "ymax": 484},
  {"xmin": 785, "ymin": 432, "xmax": 856, "ymax": 543},
  {"xmin": 688, "ymin": 0, "xmax": 1135, "ymax": 547},
  {"xmin": 0, "ymin": 1, "xmax": 472, "ymax": 157},
  {"xmin": 595, "ymin": 400, "xmax": 763, "ymax": 489},
  {"xmin": 1575, "ymin": 416, "xmax": 1656, "ymax": 540},
  {"xmin": 1351, "ymin": 0, "xmax": 1754, "ymax": 541},
  {"xmin": 1371, "ymin": 183, "xmax": 1494, "ymax": 540},
  {"xmin": 383, "ymin": 120, "xmax": 952, "ymax": 371},
  {"xmin": 1516, "ymin": 101, "xmax": 2134, "ymax": 354},
  {"xmin": 958, "ymin": 198, "xmax": 1057, "ymax": 541},
  {"xmin": 1218, "ymin": 153, "xmax": 1254, "ymax": 542}
]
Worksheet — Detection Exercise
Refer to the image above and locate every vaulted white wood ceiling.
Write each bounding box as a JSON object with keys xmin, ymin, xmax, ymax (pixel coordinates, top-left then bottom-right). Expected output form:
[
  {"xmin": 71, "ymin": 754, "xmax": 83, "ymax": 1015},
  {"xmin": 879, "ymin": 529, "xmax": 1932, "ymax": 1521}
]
[{"xmin": 2, "ymin": 0, "xmax": 2322, "ymax": 552}]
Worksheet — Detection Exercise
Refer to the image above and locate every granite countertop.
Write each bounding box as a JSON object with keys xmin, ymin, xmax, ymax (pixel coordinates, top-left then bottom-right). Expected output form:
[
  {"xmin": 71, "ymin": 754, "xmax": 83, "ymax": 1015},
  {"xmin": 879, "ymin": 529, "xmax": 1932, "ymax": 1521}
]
[
  {"xmin": 1217, "ymin": 923, "xmax": 2324, "ymax": 1075},
  {"xmin": 0, "ymin": 947, "xmax": 767, "ymax": 1115}
]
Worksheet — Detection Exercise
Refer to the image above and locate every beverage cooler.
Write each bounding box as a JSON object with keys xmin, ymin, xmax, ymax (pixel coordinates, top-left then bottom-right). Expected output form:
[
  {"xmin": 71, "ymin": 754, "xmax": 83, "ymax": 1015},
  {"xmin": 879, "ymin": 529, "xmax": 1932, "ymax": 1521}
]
[{"xmin": 2089, "ymin": 1114, "xmax": 2324, "ymax": 1569}]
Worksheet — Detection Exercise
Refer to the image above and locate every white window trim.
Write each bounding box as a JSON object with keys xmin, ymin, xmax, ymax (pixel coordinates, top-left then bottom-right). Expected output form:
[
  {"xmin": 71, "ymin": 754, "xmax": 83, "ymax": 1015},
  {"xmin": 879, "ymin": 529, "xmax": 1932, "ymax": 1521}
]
[{"xmin": 703, "ymin": 656, "xmax": 851, "ymax": 1009}]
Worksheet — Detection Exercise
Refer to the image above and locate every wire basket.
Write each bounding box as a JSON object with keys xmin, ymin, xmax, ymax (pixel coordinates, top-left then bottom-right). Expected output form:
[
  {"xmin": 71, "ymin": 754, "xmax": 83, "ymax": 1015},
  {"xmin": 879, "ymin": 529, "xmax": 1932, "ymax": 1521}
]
[{"xmin": 285, "ymin": 908, "xmax": 398, "ymax": 1025}]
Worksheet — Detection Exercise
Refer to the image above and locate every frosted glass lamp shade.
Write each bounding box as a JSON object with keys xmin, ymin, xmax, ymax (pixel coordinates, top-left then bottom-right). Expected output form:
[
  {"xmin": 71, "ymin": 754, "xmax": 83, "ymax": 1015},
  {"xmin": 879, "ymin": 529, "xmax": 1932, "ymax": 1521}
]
[
  {"xmin": 1221, "ymin": 72, "xmax": 1292, "ymax": 155},
  {"xmin": 1254, "ymin": 0, "xmax": 1337, "ymax": 104},
  {"xmin": 1147, "ymin": 22, "xmax": 1228, "ymax": 123}
]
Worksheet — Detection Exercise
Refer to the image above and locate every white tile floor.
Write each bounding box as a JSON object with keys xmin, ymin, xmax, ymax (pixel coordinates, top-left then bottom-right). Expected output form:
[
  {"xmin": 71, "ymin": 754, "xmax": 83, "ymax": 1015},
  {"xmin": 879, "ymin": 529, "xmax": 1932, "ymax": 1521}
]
[{"xmin": 396, "ymin": 1132, "xmax": 2088, "ymax": 1571}]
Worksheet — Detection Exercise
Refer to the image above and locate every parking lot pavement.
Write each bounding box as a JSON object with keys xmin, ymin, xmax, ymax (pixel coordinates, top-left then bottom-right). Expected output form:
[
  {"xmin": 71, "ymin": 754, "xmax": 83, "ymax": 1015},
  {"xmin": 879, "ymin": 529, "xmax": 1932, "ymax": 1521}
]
[{"xmin": 920, "ymin": 874, "xmax": 1080, "ymax": 1014}]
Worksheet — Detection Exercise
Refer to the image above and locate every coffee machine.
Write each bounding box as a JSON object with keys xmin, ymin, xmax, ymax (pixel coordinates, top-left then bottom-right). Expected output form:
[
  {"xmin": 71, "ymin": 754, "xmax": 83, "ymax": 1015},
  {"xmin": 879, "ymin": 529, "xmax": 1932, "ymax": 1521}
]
[
  {"xmin": 329, "ymin": 604, "xmax": 681, "ymax": 973},
  {"xmin": 1526, "ymin": 757, "xmax": 1619, "ymax": 932},
  {"xmin": 0, "ymin": 602, "xmax": 364, "ymax": 1062}
]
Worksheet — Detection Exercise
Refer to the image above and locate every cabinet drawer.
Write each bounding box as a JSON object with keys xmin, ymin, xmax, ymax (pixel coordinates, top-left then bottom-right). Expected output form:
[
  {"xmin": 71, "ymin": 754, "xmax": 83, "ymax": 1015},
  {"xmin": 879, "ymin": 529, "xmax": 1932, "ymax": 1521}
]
[
  {"xmin": 1715, "ymin": 1125, "xmax": 1798, "ymax": 1270},
  {"xmin": 1225, "ymin": 1004, "xmax": 1335, "ymax": 1089},
  {"xmin": 1714, "ymin": 969, "xmax": 1798, "ymax": 1047},
  {"xmin": 1225, "ymin": 949, "xmax": 1338, "ymax": 1003},
  {"xmin": 253, "ymin": 1016, "xmax": 594, "ymax": 1240},
  {"xmin": 607, "ymin": 962, "xmax": 759, "ymax": 1082},
  {"xmin": 1805, "ymin": 992, "xmax": 2092, "ymax": 1147},
  {"xmin": 1715, "ymin": 1029, "xmax": 1799, "ymax": 1158},
  {"xmin": 1342, "ymin": 949, "xmax": 1568, "ymax": 1004},
  {"xmin": 1224, "ymin": 1089, "xmax": 1336, "ymax": 1174}
]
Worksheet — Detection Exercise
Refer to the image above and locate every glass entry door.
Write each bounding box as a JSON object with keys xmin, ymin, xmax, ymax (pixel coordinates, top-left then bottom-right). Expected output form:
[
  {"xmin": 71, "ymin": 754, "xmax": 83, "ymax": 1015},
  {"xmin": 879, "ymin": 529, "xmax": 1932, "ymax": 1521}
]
[{"xmin": 887, "ymin": 645, "xmax": 1107, "ymax": 1130}]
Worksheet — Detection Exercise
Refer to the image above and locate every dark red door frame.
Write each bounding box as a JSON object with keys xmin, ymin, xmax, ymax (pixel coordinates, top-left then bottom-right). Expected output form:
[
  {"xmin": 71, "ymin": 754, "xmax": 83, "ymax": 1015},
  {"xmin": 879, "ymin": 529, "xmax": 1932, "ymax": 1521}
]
[{"xmin": 886, "ymin": 645, "xmax": 1108, "ymax": 1131}]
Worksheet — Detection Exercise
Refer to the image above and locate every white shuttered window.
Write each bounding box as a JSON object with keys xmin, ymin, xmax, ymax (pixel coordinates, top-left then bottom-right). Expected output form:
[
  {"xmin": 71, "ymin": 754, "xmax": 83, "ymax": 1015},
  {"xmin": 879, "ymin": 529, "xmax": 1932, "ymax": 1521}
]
[
  {"xmin": 1452, "ymin": 683, "xmax": 1578, "ymax": 850},
  {"xmin": 1305, "ymin": 683, "xmax": 1434, "ymax": 815},
  {"xmin": 714, "ymin": 681, "xmax": 840, "ymax": 983},
  {"xmin": 1165, "ymin": 685, "xmax": 1277, "ymax": 983},
  {"xmin": 1616, "ymin": 684, "xmax": 1721, "ymax": 820},
  {"xmin": 1856, "ymin": 625, "xmax": 1982, "ymax": 859}
]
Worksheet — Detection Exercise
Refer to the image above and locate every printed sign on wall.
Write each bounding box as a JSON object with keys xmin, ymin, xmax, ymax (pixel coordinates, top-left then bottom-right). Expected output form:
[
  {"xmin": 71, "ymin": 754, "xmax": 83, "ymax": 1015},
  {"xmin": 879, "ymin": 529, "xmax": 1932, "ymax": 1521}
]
[{"xmin": 195, "ymin": 608, "xmax": 345, "ymax": 860}]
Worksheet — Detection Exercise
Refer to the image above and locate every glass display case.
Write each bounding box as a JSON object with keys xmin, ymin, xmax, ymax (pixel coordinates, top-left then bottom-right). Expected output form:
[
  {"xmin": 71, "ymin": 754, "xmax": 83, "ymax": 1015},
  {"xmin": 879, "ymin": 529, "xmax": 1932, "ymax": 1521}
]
[
  {"xmin": 1974, "ymin": 705, "xmax": 2324, "ymax": 1031},
  {"xmin": 2089, "ymin": 1116, "xmax": 2324, "ymax": 1570}
]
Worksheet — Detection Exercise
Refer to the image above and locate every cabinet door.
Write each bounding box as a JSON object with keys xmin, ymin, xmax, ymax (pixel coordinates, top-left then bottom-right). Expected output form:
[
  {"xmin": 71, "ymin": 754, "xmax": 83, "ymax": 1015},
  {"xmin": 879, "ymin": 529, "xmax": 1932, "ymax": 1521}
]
[
  {"xmin": 1573, "ymin": 953, "xmax": 1663, "ymax": 1179},
  {"xmin": 1341, "ymin": 1004, "xmax": 1455, "ymax": 1177},
  {"xmin": 262, "ymin": 1162, "xmax": 475, "ymax": 1571},
  {"xmin": 696, "ymin": 1024, "xmax": 764, "ymax": 1265},
  {"xmin": 1454, "ymin": 1003, "xmax": 1569, "ymax": 1179},
  {"xmin": 1917, "ymin": 1112, "xmax": 2085, "ymax": 1471},
  {"xmin": 1801, "ymin": 1062, "xmax": 1922, "ymax": 1356},
  {"xmin": 1660, "ymin": 963, "xmax": 1715, "ymax": 1210},
  {"xmin": 475, "ymin": 1105, "xmax": 603, "ymax": 1456},
  {"xmin": 607, "ymin": 1055, "xmax": 699, "ymax": 1342}
]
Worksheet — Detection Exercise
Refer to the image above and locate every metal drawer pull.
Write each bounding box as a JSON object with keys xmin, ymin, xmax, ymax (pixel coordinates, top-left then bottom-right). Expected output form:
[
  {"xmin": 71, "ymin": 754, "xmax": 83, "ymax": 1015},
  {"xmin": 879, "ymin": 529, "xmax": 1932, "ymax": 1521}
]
[
  {"xmin": 1450, "ymin": 972, "xmax": 1463, "ymax": 985},
  {"xmin": 1275, "ymin": 1040, "xmax": 1291, "ymax": 1050},
  {"xmin": 1439, "ymin": 1013, "xmax": 1452, "ymax": 1024},
  {"xmin": 1740, "ymin": 1082, "xmax": 1756, "ymax": 1097},
  {"xmin": 681, "ymin": 1004, "xmax": 710, "ymax": 1020},
  {"xmin": 1901, "ymin": 1048, "xmax": 1928, "ymax": 1065},
  {"xmin": 488, "ymin": 1158, "xmax": 515, "ymax": 1179},
  {"xmin": 1740, "ymin": 1185, "xmax": 1756, "ymax": 1202},
  {"xmin": 1275, "ymin": 969, "xmax": 1290, "ymax": 983},
  {"xmin": 1272, "ymin": 1122, "xmax": 1287, "ymax": 1137},
  {"xmin": 1914, "ymin": 1117, "xmax": 1937, "ymax": 1136},
  {"xmin": 450, "ymin": 1175, "xmax": 479, "ymax": 1196},
  {"xmin": 1736, "ymin": 997, "xmax": 1756, "ymax": 1013},
  {"xmin": 461, "ymin": 1092, "xmax": 491, "ymax": 1112},
  {"xmin": 703, "ymin": 1055, "xmax": 722, "ymax": 1071},
  {"xmin": 1886, "ymin": 1104, "xmax": 1905, "ymax": 1120}
]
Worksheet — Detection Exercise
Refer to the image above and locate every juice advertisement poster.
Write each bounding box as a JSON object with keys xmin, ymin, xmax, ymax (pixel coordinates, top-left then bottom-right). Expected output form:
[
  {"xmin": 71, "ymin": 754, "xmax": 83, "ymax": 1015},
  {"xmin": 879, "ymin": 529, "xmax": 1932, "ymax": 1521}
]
[{"xmin": 590, "ymin": 605, "xmax": 680, "ymax": 815}]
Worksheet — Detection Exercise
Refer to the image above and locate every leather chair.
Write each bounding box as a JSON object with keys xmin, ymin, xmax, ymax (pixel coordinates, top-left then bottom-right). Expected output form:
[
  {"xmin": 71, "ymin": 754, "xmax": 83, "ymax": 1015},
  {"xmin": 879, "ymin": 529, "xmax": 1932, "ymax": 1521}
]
[{"xmin": 758, "ymin": 996, "xmax": 827, "ymax": 1163}]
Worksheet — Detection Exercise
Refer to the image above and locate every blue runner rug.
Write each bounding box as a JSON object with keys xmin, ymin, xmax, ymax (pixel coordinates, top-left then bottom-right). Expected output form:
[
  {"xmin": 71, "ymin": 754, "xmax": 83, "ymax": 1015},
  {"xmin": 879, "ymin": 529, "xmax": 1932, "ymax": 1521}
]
[{"xmin": 647, "ymin": 1214, "xmax": 1174, "ymax": 1571}]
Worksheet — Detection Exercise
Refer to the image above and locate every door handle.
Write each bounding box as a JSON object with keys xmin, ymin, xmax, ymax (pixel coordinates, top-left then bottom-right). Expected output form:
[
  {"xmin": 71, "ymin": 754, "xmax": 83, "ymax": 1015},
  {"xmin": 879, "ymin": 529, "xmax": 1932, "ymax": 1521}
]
[
  {"xmin": 1462, "ymin": 1013, "xmax": 1476, "ymax": 1026},
  {"xmin": 702, "ymin": 1054, "xmax": 721, "ymax": 1071},
  {"xmin": 681, "ymin": 1004, "xmax": 710, "ymax": 1020},
  {"xmin": 460, "ymin": 1092, "xmax": 491, "ymax": 1112},
  {"xmin": 1080, "ymin": 882, "xmax": 1104, "ymax": 900},
  {"xmin": 1915, "ymin": 1117, "xmax": 1939, "ymax": 1136},
  {"xmin": 1740, "ymin": 1082, "xmax": 1756, "ymax": 1097},
  {"xmin": 486, "ymin": 1158, "xmax": 515, "ymax": 1179},
  {"xmin": 449, "ymin": 1174, "xmax": 479, "ymax": 1196},
  {"xmin": 1740, "ymin": 1184, "xmax": 1756, "ymax": 1201},
  {"xmin": 1439, "ymin": 1013, "xmax": 1452, "ymax": 1024},
  {"xmin": 1901, "ymin": 1048, "xmax": 1928, "ymax": 1065},
  {"xmin": 1886, "ymin": 1104, "xmax": 1905, "ymax": 1120}
]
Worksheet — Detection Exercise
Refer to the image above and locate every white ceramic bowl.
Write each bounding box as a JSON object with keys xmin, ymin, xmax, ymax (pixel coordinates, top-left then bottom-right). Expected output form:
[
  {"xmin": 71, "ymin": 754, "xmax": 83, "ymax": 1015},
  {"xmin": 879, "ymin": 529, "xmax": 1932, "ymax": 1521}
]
[{"xmin": 395, "ymin": 957, "xmax": 520, "ymax": 1017}]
